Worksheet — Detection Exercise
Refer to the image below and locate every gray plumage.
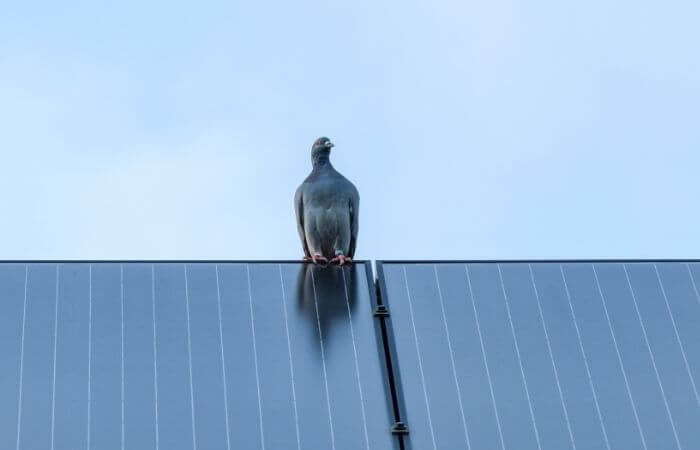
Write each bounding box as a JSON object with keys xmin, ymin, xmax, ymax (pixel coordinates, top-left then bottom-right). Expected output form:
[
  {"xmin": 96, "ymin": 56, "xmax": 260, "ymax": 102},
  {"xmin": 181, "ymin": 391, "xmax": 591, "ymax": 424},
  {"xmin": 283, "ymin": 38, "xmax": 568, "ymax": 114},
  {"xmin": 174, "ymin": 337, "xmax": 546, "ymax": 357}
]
[{"xmin": 295, "ymin": 137, "xmax": 359, "ymax": 262}]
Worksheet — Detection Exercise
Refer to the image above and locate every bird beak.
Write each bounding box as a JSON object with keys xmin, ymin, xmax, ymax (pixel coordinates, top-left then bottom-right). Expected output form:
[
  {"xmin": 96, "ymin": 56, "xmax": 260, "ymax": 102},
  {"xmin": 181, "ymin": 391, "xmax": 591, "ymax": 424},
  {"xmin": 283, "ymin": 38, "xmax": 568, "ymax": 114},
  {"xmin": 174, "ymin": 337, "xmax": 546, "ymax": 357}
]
[{"xmin": 326, "ymin": 142, "xmax": 334, "ymax": 149}]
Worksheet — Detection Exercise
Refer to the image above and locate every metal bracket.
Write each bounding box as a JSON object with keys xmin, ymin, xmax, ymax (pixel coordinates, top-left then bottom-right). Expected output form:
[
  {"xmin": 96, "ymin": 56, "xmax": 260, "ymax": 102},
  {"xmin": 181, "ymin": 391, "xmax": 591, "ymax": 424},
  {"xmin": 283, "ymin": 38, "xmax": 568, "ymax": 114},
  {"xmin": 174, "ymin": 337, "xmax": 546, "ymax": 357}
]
[
  {"xmin": 373, "ymin": 305, "xmax": 390, "ymax": 317},
  {"xmin": 391, "ymin": 421, "xmax": 409, "ymax": 435}
]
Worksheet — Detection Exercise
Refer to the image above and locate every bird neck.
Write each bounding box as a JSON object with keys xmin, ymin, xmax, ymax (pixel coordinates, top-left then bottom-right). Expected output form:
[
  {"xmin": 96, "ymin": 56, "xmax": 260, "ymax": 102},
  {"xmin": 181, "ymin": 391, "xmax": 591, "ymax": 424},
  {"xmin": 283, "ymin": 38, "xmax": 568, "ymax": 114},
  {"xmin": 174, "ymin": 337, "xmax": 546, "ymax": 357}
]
[{"xmin": 312, "ymin": 155, "xmax": 333, "ymax": 169}]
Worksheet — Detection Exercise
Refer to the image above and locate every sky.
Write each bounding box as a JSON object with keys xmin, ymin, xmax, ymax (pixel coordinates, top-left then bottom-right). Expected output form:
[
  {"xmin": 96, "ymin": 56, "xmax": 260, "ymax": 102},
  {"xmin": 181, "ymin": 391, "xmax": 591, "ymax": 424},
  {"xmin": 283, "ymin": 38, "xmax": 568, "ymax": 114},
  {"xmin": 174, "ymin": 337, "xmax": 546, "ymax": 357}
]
[{"xmin": 0, "ymin": 0, "xmax": 698, "ymax": 260}]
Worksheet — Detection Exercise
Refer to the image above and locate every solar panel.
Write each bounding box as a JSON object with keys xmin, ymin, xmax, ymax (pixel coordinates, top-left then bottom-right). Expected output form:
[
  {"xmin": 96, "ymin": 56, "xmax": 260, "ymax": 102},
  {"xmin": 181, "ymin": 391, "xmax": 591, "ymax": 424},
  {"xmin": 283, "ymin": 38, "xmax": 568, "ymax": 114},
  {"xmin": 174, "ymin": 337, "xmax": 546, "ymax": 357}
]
[
  {"xmin": 0, "ymin": 262, "xmax": 398, "ymax": 450},
  {"xmin": 378, "ymin": 261, "xmax": 700, "ymax": 450}
]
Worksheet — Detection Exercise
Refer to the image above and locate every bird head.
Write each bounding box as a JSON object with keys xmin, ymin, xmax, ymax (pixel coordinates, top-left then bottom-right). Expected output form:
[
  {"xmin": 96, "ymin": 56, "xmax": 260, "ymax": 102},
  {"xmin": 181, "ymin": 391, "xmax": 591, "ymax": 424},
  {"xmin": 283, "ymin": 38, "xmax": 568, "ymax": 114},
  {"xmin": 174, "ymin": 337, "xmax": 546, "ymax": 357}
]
[{"xmin": 311, "ymin": 137, "xmax": 334, "ymax": 166}]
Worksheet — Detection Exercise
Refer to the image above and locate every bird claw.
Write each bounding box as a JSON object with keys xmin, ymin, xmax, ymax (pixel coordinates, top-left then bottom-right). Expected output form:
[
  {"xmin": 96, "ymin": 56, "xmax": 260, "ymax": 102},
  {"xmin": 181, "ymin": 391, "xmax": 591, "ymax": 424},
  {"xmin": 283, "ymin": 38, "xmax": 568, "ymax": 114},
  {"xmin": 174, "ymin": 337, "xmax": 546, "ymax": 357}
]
[
  {"xmin": 311, "ymin": 254, "xmax": 328, "ymax": 265},
  {"xmin": 330, "ymin": 255, "xmax": 352, "ymax": 266}
]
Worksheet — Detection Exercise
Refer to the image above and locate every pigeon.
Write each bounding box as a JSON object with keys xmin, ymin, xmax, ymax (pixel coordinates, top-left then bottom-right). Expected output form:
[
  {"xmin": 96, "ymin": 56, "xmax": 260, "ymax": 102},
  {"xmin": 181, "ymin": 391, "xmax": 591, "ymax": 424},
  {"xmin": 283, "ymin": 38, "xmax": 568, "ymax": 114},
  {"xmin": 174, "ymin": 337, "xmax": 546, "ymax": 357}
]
[{"xmin": 295, "ymin": 137, "xmax": 359, "ymax": 265}]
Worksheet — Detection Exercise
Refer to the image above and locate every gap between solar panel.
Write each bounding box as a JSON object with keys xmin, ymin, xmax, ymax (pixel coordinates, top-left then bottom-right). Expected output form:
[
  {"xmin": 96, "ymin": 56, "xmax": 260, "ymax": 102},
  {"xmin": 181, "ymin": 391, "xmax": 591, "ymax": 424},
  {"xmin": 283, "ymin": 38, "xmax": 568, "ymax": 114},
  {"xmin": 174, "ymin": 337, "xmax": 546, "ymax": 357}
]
[{"xmin": 374, "ymin": 262, "xmax": 411, "ymax": 450}]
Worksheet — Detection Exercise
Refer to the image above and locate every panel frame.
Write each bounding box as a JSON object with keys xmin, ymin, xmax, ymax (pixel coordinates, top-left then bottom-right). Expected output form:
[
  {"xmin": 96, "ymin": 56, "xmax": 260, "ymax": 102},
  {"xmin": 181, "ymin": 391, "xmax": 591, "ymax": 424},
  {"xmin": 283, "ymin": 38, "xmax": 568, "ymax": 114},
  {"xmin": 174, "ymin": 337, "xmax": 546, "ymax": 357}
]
[
  {"xmin": 376, "ymin": 260, "xmax": 700, "ymax": 450},
  {"xmin": 2, "ymin": 260, "xmax": 400, "ymax": 450},
  {"xmin": 5, "ymin": 258, "xmax": 698, "ymax": 450}
]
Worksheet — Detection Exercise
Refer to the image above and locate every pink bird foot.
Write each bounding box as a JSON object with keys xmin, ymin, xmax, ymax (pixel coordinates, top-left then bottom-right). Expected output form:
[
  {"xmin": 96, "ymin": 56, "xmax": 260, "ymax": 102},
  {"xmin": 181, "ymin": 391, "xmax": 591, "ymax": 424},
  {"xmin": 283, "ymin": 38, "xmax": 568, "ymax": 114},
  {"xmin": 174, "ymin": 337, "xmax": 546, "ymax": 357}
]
[
  {"xmin": 311, "ymin": 254, "xmax": 328, "ymax": 264},
  {"xmin": 330, "ymin": 255, "xmax": 352, "ymax": 266}
]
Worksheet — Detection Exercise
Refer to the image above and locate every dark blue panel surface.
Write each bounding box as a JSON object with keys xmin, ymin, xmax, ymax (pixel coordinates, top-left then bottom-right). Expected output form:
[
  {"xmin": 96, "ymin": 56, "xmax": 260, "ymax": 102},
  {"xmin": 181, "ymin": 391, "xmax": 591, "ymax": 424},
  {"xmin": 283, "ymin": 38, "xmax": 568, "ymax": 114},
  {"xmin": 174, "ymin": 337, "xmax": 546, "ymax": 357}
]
[
  {"xmin": 561, "ymin": 264, "xmax": 645, "ymax": 449},
  {"xmin": 656, "ymin": 263, "xmax": 700, "ymax": 396},
  {"xmin": 309, "ymin": 265, "xmax": 371, "ymax": 450},
  {"xmin": 436, "ymin": 264, "xmax": 504, "ymax": 449},
  {"xmin": 123, "ymin": 264, "xmax": 158, "ymax": 449},
  {"xmin": 379, "ymin": 264, "xmax": 439, "ymax": 450},
  {"xmin": 154, "ymin": 264, "xmax": 196, "ymax": 450},
  {"xmin": 499, "ymin": 264, "xmax": 576, "ymax": 450},
  {"xmin": 53, "ymin": 264, "xmax": 90, "ymax": 450},
  {"xmin": 253, "ymin": 262, "xmax": 396, "ymax": 450},
  {"xmin": 186, "ymin": 264, "xmax": 229, "ymax": 450},
  {"xmin": 625, "ymin": 263, "xmax": 700, "ymax": 449},
  {"xmin": 0, "ymin": 264, "xmax": 25, "ymax": 450},
  {"xmin": 468, "ymin": 264, "xmax": 541, "ymax": 450},
  {"xmin": 594, "ymin": 263, "xmax": 681, "ymax": 448},
  {"xmin": 280, "ymin": 264, "xmax": 336, "ymax": 449},
  {"xmin": 529, "ymin": 263, "xmax": 609, "ymax": 450},
  {"xmin": 90, "ymin": 264, "xmax": 122, "ymax": 450},
  {"xmin": 17, "ymin": 264, "xmax": 56, "ymax": 450},
  {"xmin": 379, "ymin": 261, "xmax": 700, "ymax": 450},
  {"xmin": 2, "ymin": 262, "xmax": 396, "ymax": 450},
  {"xmin": 217, "ymin": 263, "xmax": 264, "ymax": 449}
]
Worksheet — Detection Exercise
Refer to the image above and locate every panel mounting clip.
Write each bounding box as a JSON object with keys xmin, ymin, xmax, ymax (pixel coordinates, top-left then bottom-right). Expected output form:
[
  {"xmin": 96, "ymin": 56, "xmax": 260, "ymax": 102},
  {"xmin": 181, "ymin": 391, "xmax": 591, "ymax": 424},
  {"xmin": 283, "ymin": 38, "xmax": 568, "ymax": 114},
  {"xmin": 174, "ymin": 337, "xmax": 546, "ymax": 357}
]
[
  {"xmin": 391, "ymin": 421, "xmax": 409, "ymax": 435},
  {"xmin": 373, "ymin": 305, "xmax": 390, "ymax": 317}
]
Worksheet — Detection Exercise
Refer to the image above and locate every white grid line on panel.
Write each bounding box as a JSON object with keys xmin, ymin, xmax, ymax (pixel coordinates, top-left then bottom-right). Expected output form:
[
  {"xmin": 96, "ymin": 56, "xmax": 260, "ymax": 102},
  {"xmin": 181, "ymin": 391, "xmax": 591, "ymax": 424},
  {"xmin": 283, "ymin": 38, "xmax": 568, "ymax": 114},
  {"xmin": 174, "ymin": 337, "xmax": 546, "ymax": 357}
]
[
  {"xmin": 497, "ymin": 265, "xmax": 542, "ymax": 450},
  {"xmin": 464, "ymin": 265, "xmax": 506, "ymax": 450},
  {"xmin": 310, "ymin": 268, "xmax": 337, "ymax": 450},
  {"xmin": 341, "ymin": 267, "xmax": 371, "ymax": 450},
  {"xmin": 591, "ymin": 265, "xmax": 648, "ymax": 450},
  {"xmin": 559, "ymin": 264, "xmax": 611, "ymax": 450},
  {"xmin": 183, "ymin": 265, "xmax": 198, "ymax": 450},
  {"xmin": 402, "ymin": 265, "xmax": 438, "ymax": 450},
  {"xmin": 687, "ymin": 264, "xmax": 700, "ymax": 307},
  {"xmin": 50, "ymin": 264, "xmax": 59, "ymax": 450},
  {"xmin": 87, "ymin": 264, "xmax": 93, "ymax": 450},
  {"xmin": 278, "ymin": 265, "xmax": 302, "ymax": 450},
  {"xmin": 623, "ymin": 264, "xmax": 682, "ymax": 450},
  {"xmin": 151, "ymin": 265, "xmax": 161, "ymax": 450},
  {"xmin": 433, "ymin": 265, "xmax": 471, "ymax": 450},
  {"xmin": 246, "ymin": 264, "xmax": 267, "ymax": 450},
  {"xmin": 215, "ymin": 265, "xmax": 233, "ymax": 450},
  {"xmin": 120, "ymin": 265, "xmax": 125, "ymax": 450},
  {"xmin": 528, "ymin": 265, "xmax": 577, "ymax": 450},
  {"xmin": 15, "ymin": 264, "xmax": 28, "ymax": 450},
  {"xmin": 654, "ymin": 264, "xmax": 700, "ymax": 407}
]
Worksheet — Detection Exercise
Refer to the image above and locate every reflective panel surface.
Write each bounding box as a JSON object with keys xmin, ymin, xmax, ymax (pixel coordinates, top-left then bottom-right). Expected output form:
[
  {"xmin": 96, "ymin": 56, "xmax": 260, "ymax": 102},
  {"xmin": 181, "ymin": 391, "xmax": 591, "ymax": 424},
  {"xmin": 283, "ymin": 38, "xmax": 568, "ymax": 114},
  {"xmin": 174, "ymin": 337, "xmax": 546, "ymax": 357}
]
[
  {"xmin": 0, "ymin": 262, "xmax": 396, "ymax": 450},
  {"xmin": 379, "ymin": 261, "xmax": 700, "ymax": 450}
]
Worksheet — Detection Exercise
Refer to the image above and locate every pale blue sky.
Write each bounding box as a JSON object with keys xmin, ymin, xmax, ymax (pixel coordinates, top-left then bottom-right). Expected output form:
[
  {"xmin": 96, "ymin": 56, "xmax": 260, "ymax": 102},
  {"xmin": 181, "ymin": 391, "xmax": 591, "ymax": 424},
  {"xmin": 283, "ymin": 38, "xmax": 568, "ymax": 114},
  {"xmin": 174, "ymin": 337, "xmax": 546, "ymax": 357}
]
[{"xmin": 1, "ymin": 0, "xmax": 698, "ymax": 260}]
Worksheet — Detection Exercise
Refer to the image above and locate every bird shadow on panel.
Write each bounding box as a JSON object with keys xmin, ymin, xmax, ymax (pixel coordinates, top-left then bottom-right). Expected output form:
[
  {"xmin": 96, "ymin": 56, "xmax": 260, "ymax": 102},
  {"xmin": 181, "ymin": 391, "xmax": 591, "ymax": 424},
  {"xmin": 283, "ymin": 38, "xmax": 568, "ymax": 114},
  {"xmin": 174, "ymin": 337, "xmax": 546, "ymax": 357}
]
[{"xmin": 294, "ymin": 263, "xmax": 358, "ymax": 355}]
